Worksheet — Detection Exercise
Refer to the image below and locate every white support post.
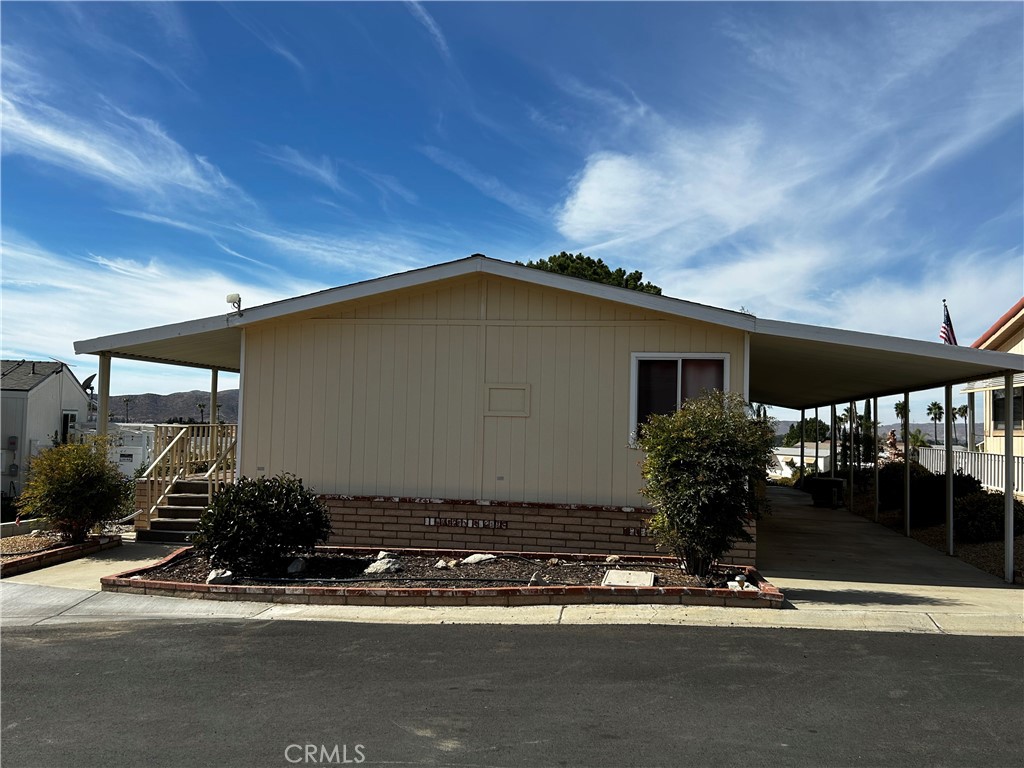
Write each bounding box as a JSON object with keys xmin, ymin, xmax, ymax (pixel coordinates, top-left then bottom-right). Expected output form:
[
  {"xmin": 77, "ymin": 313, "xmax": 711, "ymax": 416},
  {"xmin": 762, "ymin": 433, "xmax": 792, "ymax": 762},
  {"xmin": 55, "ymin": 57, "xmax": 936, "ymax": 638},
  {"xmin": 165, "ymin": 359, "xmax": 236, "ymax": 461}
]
[
  {"xmin": 904, "ymin": 391, "xmax": 911, "ymax": 538},
  {"xmin": 873, "ymin": 397, "xmax": 879, "ymax": 523},
  {"xmin": 967, "ymin": 391, "xmax": 976, "ymax": 451},
  {"xmin": 799, "ymin": 409, "xmax": 806, "ymax": 485},
  {"xmin": 210, "ymin": 369, "xmax": 219, "ymax": 425},
  {"xmin": 830, "ymin": 404, "xmax": 837, "ymax": 479},
  {"xmin": 1004, "ymin": 373, "xmax": 1015, "ymax": 584},
  {"xmin": 815, "ymin": 407, "xmax": 820, "ymax": 473},
  {"xmin": 945, "ymin": 384, "xmax": 954, "ymax": 556},
  {"xmin": 97, "ymin": 353, "xmax": 111, "ymax": 438},
  {"xmin": 848, "ymin": 401, "xmax": 856, "ymax": 510}
]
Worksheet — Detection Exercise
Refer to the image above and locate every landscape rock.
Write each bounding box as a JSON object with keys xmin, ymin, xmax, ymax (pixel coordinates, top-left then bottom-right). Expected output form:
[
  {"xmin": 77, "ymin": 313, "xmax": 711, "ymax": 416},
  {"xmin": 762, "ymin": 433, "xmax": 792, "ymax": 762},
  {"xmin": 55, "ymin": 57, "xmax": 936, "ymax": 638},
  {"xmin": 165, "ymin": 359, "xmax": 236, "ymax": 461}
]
[
  {"xmin": 376, "ymin": 551, "xmax": 398, "ymax": 560},
  {"xmin": 547, "ymin": 558, "xmax": 560, "ymax": 566},
  {"xmin": 206, "ymin": 569, "xmax": 234, "ymax": 585},
  {"xmin": 528, "ymin": 571, "xmax": 548, "ymax": 586},
  {"xmin": 364, "ymin": 558, "xmax": 402, "ymax": 574},
  {"xmin": 434, "ymin": 558, "xmax": 449, "ymax": 569},
  {"xmin": 605, "ymin": 555, "xmax": 620, "ymax": 563},
  {"xmin": 460, "ymin": 553, "xmax": 497, "ymax": 565},
  {"xmin": 287, "ymin": 558, "xmax": 307, "ymax": 575}
]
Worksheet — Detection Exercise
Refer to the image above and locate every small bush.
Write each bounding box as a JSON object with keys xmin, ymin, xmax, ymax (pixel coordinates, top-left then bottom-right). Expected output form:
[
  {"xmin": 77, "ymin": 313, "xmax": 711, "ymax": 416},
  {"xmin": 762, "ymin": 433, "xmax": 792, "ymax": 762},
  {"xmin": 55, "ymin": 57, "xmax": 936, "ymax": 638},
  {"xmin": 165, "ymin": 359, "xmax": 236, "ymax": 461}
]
[
  {"xmin": 954, "ymin": 492, "xmax": 1024, "ymax": 544},
  {"xmin": 636, "ymin": 390, "xmax": 775, "ymax": 580},
  {"xmin": 192, "ymin": 473, "xmax": 331, "ymax": 575},
  {"xmin": 16, "ymin": 438, "xmax": 133, "ymax": 543}
]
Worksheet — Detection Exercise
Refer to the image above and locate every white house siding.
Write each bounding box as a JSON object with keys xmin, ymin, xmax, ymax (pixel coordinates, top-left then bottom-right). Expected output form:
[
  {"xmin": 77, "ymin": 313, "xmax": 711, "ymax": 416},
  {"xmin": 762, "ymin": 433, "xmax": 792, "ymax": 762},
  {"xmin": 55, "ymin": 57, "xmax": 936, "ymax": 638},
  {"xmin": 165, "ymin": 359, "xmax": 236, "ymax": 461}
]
[
  {"xmin": 979, "ymin": 321, "xmax": 1024, "ymax": 457},
  {"xmin": 239, "ymin": 274, "xmax": 747, "ymax": 507}
]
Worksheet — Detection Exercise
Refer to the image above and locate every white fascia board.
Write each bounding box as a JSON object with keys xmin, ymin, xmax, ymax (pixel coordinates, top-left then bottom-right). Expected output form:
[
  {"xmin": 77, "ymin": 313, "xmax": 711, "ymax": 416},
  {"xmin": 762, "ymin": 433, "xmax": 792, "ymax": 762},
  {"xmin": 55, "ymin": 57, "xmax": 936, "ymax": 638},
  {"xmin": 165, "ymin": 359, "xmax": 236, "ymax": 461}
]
[
  {"xmin": 754, "ymin": 318, "xmax": 1024, "ymax": 371},
  {"xmin": 74, "ymin": 314, "xmax": 234, "ymax": 355}
]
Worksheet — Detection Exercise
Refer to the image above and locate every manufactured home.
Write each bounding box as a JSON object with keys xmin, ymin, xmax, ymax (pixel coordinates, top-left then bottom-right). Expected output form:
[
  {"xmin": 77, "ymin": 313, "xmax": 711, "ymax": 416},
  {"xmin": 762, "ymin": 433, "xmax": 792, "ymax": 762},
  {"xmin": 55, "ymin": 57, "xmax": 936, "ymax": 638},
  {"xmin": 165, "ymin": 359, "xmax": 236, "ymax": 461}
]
[{"xmin": 74, "ymin": 256, "xmax": 1024, "ymax": 563}]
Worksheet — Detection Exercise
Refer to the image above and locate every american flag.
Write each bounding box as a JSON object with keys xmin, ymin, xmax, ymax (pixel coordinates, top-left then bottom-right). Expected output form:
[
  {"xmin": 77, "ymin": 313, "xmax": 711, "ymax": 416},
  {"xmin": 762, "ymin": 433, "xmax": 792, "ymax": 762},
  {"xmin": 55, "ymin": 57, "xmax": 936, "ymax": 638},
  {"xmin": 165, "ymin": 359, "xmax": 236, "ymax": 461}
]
[{"xmin": 939, "ymin": 300, "xmax": 958, "ymax": 345}]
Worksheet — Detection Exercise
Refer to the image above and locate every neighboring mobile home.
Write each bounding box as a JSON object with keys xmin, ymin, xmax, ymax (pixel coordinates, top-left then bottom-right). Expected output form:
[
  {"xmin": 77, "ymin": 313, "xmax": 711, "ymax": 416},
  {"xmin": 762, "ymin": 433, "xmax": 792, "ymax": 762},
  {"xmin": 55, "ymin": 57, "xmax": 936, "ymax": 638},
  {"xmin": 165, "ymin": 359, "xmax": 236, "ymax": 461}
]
[
  {"xmin": 74, "ymin": 256, "xmax": 1024, "ymax": 563},
  {"xmin": 965, "ymin": 297, "xmax": 1024, "ymax": 457},
  {"xmin": 1, "ymin": 360, "xmax": 91, "ymax": 496}
]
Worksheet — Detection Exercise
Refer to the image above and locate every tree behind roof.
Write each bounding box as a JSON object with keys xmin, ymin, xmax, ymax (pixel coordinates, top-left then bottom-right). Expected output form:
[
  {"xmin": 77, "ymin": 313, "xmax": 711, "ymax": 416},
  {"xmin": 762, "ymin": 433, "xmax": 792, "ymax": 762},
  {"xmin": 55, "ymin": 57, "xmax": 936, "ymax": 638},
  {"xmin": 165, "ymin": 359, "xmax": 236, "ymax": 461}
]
[{"xmin": 518, "ymin": 252, "xmax": 662, "ymax": 294}]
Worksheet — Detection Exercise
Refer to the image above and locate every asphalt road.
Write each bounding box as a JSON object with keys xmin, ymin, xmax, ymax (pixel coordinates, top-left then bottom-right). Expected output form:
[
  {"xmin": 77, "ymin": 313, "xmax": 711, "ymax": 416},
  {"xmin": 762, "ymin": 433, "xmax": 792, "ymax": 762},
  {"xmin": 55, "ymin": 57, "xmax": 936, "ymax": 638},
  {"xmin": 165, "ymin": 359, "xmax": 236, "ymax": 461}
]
[{"xmin": 1, "ymin": 621, "xmax": 1021, "ymax": 768}]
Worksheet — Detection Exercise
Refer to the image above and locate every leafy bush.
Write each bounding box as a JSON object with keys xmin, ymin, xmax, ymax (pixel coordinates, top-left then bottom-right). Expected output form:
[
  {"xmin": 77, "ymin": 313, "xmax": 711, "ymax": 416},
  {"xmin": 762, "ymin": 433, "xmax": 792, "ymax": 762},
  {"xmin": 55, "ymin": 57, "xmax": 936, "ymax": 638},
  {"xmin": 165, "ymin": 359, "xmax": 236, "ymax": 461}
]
[
  {"xmin": 954, "ymin": 492, "xmax": 1024, "ymax": 544},
  {"xmin": 635, "ymin": 390, "xmax": 775, "ymax": 581},
  {"xmin": 16, "ymin": 438, "xmax": 133, "ymax": 543},
  {"xmin": 192, "ymin": 473, "xmax": 331, "ymax": 575}
]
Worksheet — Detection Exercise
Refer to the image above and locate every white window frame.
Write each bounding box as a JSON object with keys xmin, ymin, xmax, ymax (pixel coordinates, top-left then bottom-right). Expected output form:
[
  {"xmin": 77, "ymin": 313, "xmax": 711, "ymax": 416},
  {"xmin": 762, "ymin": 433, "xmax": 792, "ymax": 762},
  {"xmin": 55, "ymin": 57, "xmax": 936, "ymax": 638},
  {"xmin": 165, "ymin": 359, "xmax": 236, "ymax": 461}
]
[{"xmin": 628, "ymin": 352, "xmax": 730, "ymax": 442}]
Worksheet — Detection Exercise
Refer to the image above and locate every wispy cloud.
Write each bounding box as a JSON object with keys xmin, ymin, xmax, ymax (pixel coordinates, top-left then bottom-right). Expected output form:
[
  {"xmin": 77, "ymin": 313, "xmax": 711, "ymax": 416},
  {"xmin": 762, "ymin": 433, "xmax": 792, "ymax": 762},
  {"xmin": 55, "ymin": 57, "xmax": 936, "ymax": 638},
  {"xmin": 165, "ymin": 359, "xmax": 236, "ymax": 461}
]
[
  {"xmin": 234, "ymin": 224, "xmax": 431, "ymax": 276},
  {"xmin": 406, "ymin": 2, "xmax": 452, "ymax": 63},
  {"xmin": 224, "ymin": 6, "xmax": 305, "ymax": 76},
  {"xmin": 553, "ymin": 5, "xmax": 1022, "ymax": 345},
  {"xmin": 262, "ymin": 145, "xmax": 355, "ymax": 198},
  {"xmin": 421, "ymin": 146, "xmax": 544, "ymax": 219},
  {"xmin": 2, "ymin": 56, "xmax": 247, "ymax": 208},
  {"xmin": 0, "ymin": 231, "xmax": 319, "ymax": 390}
]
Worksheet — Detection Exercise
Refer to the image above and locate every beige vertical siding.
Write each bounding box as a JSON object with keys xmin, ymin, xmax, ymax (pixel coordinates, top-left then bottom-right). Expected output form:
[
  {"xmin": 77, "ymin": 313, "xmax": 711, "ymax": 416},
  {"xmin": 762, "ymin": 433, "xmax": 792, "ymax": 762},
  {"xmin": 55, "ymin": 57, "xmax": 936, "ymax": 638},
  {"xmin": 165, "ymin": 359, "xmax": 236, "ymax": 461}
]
[{"xmin": 240, "ymin": 275, "xmax": 747, "ymax": 506}]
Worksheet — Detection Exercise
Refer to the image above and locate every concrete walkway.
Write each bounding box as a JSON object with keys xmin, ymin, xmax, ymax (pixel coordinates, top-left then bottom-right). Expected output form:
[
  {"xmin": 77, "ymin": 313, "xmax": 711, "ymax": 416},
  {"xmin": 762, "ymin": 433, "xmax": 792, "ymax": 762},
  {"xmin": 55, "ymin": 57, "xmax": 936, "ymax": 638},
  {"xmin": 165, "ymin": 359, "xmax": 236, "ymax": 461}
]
[
  {"xmin": 757, "ymin": 486, "xmax": 1024, "ymax": 635},
  {"xmin": 2, "ymin": 491, "xmax": 1021, "ymax": 635}
]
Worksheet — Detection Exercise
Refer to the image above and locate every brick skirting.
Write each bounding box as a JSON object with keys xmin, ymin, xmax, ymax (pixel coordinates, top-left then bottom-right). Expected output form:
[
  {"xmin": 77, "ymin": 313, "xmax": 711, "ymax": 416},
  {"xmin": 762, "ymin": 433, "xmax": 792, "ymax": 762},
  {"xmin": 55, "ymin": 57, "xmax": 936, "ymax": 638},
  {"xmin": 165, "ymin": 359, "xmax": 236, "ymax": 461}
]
[{"xmin": 323, "ymin": 496, "xmax": 756, "ymax": 566}]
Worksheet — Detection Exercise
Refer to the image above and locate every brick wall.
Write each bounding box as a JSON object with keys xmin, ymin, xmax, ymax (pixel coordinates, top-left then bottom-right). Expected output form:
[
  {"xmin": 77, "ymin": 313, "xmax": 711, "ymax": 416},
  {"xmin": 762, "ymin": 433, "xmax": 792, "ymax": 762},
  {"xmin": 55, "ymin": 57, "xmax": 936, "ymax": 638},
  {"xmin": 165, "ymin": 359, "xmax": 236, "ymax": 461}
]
[{"xmin": 323, "ymin": 496, "xmax": 756, "ymax": 565}]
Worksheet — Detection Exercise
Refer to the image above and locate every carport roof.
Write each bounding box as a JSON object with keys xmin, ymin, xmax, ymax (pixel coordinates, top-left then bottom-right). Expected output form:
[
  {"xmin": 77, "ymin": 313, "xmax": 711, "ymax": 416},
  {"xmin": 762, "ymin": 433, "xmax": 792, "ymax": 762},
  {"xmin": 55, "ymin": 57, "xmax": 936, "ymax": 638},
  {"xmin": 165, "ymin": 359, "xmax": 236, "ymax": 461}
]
[{"xmin": 74, "ymin": 255, "xmax": 1023, "ymax": 410}]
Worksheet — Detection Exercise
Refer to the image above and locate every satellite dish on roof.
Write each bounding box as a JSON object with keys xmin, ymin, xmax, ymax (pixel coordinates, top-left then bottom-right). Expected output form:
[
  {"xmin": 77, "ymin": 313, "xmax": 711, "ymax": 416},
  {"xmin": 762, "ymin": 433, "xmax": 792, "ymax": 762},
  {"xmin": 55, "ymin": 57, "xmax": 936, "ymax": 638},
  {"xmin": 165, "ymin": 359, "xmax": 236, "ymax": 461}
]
[{"xmin": 81, "ymin": 374, "xmax": 96, "ymax": 392}]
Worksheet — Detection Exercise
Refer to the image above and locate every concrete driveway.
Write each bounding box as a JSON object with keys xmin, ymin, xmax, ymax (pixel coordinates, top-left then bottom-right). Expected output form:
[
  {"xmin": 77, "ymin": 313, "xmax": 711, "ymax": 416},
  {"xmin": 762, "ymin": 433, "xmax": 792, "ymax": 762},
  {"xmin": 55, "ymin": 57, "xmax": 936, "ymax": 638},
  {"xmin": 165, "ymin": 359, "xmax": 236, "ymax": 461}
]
[{"xmin": 757, "ymin": 486, "xmax": 1024, "ymax": 634}]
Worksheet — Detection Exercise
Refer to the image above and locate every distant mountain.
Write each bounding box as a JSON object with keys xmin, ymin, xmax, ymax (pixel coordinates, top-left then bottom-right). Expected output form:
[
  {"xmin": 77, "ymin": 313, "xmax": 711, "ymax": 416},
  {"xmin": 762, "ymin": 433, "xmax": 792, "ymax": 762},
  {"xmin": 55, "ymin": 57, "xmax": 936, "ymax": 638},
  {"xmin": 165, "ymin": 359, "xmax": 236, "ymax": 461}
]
[{"xmin": 109, "ymin": 390, "xmax": 239, "ymax": 424}]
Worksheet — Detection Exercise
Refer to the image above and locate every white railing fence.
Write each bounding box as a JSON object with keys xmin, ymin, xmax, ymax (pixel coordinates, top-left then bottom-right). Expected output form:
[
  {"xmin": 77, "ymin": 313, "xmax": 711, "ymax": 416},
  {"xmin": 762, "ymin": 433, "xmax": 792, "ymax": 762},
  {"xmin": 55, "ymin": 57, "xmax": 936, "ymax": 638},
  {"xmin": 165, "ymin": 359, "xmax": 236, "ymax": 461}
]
[{"xmin": 917, "ymin": 446, "xmax": 1024, "ymax": 494}]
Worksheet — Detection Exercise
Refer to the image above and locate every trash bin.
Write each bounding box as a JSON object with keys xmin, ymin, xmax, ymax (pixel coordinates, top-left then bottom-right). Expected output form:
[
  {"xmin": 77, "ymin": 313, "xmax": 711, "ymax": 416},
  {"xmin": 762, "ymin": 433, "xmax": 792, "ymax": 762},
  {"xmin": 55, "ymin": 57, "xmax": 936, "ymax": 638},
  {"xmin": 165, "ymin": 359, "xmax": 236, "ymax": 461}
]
[{"xmin": 809, "ymin": 477, "xmax": 845, "ymax": 508}]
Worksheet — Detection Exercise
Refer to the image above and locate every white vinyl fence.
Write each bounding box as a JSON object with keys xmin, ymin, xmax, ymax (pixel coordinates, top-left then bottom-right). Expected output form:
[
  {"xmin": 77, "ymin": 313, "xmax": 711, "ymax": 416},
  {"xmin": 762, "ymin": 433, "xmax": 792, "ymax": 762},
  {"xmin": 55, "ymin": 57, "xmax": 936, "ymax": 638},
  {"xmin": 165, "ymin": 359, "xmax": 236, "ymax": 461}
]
[{"xmin": 917, "ymin": 446, "xmax": 1024, "ymax": 494}]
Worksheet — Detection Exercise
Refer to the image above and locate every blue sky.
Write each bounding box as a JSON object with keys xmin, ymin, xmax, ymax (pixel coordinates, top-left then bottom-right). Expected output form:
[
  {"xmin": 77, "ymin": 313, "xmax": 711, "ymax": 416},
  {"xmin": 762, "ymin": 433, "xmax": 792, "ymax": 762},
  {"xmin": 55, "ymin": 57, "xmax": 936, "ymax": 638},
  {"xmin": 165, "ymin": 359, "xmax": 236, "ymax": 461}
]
[{"xmin": 2, "ymin": 2, "xmax": 1022, "ymax": 421}]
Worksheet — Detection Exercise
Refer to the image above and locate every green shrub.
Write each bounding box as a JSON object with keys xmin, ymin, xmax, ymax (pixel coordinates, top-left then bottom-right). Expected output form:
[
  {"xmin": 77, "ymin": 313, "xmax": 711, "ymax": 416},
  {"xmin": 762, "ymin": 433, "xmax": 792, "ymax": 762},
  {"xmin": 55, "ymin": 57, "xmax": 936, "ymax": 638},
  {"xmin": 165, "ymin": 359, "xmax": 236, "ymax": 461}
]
[
  {"xmin": 192, "ymin": 473, "xmax": 331, "ymax": 575},
  {"xmin": 16, "ymin": 438, "xmax": 133, "ymax": 543},
  {"xmin": 954, "ymin": 492, "xmax": 1024, "ymax": 544},
  {"xmin": 635, "ymin": 390, "xmax": 775, "ymax": 581}
]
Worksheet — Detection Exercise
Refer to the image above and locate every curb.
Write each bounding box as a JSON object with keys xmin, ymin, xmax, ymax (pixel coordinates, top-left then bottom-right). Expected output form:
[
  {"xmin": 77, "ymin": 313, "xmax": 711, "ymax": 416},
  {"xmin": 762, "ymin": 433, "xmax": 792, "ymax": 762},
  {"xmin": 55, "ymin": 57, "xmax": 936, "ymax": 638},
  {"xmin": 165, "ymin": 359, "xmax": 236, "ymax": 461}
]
[
  {"xmin": 1, "ymin": 535, "xmax": 123, "ymax": 578},
  {"xmin": 101, "ymin": 545, "xmax": 785, "ymax": 608}
]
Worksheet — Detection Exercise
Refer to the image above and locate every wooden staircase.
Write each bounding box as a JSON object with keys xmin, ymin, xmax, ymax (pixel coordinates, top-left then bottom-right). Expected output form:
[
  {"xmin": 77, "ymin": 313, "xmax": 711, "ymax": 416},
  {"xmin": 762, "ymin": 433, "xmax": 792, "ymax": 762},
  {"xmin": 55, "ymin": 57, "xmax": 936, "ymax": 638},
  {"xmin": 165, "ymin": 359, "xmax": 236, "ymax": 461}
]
[
  {"xmin": 135, "ymin": 423, "xmax": 237, "ymax": 545},
  {"xmin": 137, "ymin": 479, "xmax": 210, "ymax": 544}
]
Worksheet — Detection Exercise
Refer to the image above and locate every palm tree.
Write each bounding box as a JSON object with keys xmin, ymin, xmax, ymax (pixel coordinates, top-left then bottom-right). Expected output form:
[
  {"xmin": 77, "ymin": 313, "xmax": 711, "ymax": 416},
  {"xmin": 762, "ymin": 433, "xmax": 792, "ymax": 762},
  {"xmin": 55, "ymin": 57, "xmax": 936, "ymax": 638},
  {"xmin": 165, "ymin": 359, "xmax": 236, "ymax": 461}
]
[
  {"xmin": 926, "ymin": 401, "xmax": 943, "ymax": 442},
  {"xmin": 894, "ymin": 400, "xmax": 908, "ymax": 441},
  {"xmin": 197, "ymin": 402, "xmax": 206, "ymax": 423},
  {"xmin": 956, "ymin": 404, "xmax": 969, "ymax": 446}
]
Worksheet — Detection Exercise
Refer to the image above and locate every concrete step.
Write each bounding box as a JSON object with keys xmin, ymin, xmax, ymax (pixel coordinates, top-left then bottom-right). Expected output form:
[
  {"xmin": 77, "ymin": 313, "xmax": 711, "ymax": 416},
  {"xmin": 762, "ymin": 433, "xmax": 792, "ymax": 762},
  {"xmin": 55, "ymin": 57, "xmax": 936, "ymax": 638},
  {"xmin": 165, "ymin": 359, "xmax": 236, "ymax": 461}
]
[
  {"xmin": 173, "ymin": 480, "xmax": 212, "ymax": 495},
  {"xmin": 165, "ymin": 493, "xmax": 208, "ymax": 506},
  {"xmin": 136, "ymin": 528, "xmax": 195, "ymax": 545},
  {"xmin": 156, "ymin": 505, "xmax": 206, "ymax": 519},
  {"xmin": 149, "ymin": 517, "xmax": 200, "ymax": 532}
]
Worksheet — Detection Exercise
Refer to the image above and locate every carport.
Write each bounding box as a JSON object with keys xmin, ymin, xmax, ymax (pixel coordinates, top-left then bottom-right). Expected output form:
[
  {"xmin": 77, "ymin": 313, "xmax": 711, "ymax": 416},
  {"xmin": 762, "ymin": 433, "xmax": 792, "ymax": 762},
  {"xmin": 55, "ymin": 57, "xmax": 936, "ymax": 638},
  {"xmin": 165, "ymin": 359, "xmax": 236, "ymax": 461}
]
[{"xmin": 747, "ymin": 318, "xmax": 1023, "ymax": 583}]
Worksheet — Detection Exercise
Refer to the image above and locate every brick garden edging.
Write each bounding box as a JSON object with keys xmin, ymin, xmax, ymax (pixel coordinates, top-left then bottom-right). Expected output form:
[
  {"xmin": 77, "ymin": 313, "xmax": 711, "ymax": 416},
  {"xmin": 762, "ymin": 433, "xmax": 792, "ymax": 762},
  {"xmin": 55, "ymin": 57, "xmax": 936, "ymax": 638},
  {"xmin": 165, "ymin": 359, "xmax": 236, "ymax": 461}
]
[
  {"xmin": 1, "ymin": 535, "xmax": 123, "ymax": 578},
  {"xmin": 101, "ymin": 545, "xmax": 784, "ymax": 608}
]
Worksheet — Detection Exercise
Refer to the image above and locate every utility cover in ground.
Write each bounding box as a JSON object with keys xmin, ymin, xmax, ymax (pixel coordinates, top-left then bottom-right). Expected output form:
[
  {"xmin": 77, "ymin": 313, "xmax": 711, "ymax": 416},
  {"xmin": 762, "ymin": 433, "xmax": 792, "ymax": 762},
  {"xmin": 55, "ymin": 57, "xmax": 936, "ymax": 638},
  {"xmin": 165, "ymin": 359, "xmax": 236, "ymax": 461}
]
[{"xmin": 601, "ymin": 570, "xmax": 655, "ymax": 587}]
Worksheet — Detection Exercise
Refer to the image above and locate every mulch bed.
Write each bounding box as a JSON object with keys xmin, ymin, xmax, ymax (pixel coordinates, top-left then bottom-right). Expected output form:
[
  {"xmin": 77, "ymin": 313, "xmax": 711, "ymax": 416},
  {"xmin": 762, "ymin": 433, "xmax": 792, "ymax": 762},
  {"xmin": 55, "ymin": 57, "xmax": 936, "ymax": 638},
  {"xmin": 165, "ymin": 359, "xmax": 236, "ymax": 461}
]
[
  {"xmin": 0, "ymin": 532, "xmax": 65, "ymax": 564},
  {"xmin": 146, "ymin": 549, "xmax": 738, "ymax": 589}
]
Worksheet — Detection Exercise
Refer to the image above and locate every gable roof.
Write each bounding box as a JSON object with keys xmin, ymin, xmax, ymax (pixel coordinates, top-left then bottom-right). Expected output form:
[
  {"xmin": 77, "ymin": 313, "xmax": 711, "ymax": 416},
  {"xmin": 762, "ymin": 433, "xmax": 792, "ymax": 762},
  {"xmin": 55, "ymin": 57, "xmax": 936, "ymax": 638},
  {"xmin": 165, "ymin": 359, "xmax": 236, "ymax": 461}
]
[
  {"xmin": 2, "ymin": 360, "xmax": 73, "ymax": 392},
  {"xmin": 74, "ymin": 255, "xmax": 1024, "ymax": 410},
  {"xmin": 972, "ymin": 296, "xmax": 1024, "ymax": 351}
]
